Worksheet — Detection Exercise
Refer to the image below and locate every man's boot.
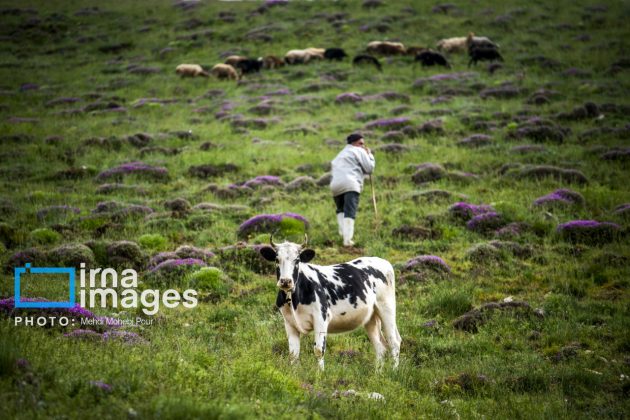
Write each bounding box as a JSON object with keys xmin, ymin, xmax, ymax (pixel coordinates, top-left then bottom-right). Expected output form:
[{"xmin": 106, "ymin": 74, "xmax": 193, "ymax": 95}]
[
  {"xmin": 337, "ymin": 213, "xmax": 344, "ymax": 237},
  {"xmin": 343, "ymin": 217, "xmax": 355, "ymax": 247}
]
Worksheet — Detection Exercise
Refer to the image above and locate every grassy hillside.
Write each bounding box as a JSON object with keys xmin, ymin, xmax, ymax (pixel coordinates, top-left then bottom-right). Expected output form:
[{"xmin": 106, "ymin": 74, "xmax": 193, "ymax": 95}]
[{"xmin": 1, "ymin": 0, "xmax": 629, "ymax": 418}]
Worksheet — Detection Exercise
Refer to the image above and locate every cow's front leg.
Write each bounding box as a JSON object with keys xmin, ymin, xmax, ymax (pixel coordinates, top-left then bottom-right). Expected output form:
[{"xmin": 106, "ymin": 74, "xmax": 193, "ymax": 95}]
[
  {"xmin": 284, "ymin": 321, "xmax": 301, "ymax": 364},
  {"xmin": 313, "ymin": 322, "xmax": 328, "ymax": 371}
]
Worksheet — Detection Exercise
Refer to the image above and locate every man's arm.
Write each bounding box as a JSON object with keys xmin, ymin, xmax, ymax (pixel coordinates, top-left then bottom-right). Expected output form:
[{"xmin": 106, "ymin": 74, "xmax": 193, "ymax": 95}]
[{"xmin": 357, "ymin": 148, "xmax": 375, "ymax": 174}]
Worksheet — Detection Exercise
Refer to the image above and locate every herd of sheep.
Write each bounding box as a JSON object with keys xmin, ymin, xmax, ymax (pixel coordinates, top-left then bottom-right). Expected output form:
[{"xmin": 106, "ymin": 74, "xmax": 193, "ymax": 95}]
[{"xmin": 175, "ymin": 32, "xmax": 502, "ymax": 81}]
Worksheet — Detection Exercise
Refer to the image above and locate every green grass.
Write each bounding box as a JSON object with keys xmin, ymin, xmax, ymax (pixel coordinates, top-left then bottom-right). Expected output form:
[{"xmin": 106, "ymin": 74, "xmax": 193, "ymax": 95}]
[{"xmin": 0, "ymin": 0, "xmax": 629, "ymax": 418}]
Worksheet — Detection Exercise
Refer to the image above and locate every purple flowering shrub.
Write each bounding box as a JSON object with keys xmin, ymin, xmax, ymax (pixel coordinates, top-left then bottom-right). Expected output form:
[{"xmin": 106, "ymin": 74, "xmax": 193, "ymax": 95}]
[
  {"xmin": 365, "ymin": 117, "xmax": 412, "ymax": 130},
  {"xmin": 612, "ymin": 203, "xmax": 630, "ymax": 219},
  {"xmin": 411, "ymin": 163, "xmax": 447, "ymax": 184},
  {"xmin": 48, "ymin": 243, "xmax": 96, "ymax": 268},
  {"xmin": 533, "ymin": 189, "xmax": 585, "ymax": 207},
  {"xmin": 5, "ymin": 248, "xmax": 48, "ymax": 272},
  {"xmin": 147, "ymin": 258, "xmax": 207, "ymax": 287},
  {"xmin": 95, "ymin": 161, "xmax": 169, "ymax": 182},
  {"xmin": 466, "ymin": 212, "xmax": 507, "ymax": 234},
  {"xmin": 237, "ymin": 212, "xmax": 308, "ymax": 239},
  {"xmin": 106, "ymin": 241, "xmax": 147, "ymax": 270},
  {"xmin": 449, "ymin": 202, "xmax": 495, "ymax": 221},
  {"xmin": 557, "ymin": 220, "xmax": 620, "ymax": 245},
  {"xmin": 404, "ymin": 255, "xmax": 451, "ymax": 273}
]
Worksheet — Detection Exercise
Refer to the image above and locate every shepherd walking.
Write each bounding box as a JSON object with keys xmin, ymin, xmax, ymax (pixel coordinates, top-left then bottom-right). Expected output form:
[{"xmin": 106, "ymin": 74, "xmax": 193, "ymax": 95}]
[{"xmin": 330, "ymin": 133, "xmax": 375, "ymax": 247}]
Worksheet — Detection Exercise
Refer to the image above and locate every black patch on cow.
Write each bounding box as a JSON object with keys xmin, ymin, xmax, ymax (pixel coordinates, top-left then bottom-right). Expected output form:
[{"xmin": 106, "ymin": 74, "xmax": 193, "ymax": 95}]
[
  {"xmin": 260, "ymin": 246, "xmax": 276, "ymax": 261},
  {"xmin": 361, "ymin": 266, "xmax": 389, "ymax": 285},
  {"xmin": 300, "ymin": 249, "xmax": 315, "ymax": 263},
  {"xmin": 341, "ymin": 312, "xmax": 346, "ymax": 316},
  {"xmin": 276, "ymin": 290, "xmax": 288, "ymax": 308},
  {"xmin": 353, "ymin": 259, "xmax": 362, "ymax": 264},
  {"xmin": 323, "ymin": 336, "xmax": 326, "ymax": 353},
  {"xmin": 327, "ymin": 264, "xmax": 371, "ymax": 308}
]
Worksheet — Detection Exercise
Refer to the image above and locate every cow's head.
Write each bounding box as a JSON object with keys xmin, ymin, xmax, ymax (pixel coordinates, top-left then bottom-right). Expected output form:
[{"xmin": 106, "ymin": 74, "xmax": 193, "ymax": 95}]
[{"xmin": 260, "ymin": 235, "xmax": 315, "ymax": 292}]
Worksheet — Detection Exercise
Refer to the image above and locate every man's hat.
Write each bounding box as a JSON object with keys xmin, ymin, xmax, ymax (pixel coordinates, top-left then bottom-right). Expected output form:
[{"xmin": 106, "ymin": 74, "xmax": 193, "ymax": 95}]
[{"xmin": 346, "ymin": 133, "xmax": 363, "ymax": 144}]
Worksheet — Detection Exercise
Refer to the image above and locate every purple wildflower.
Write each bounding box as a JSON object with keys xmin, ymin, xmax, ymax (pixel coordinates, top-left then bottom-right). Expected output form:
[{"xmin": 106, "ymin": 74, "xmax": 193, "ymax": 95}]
[
  {"xmin": 242, "ymin": 175, "xmax": 285, "ymax": 188},
  {"xmin": 494, "ymin": 222, "xmax": 530, "ymax": 239},
  {"xmin": 533, "ymin": 189, "xmax": 584, "ymax": 206},
  {"xmin": 147, "ymin": 252, "xmax": 178, "ymax": 269},
  {"xmin": 466, "ymin": 212, "xmax": 506, "ymax": 233},
  {"xmin": 613, "ymin": 203, "xmax": 630, "ymax": 216},
  {"xmin": 335, "ymin": 93, "xmax": 363, "ymax": 104},
  {"xmin": 449, "ymin": 202, "xmax": 495, "ymax": 221},
  {"xmin": 365, "ymin": 117, "xmax": 412, "ymax": 130},
  {"xmin": 556, "ymin": 220, "xmax": 620, "ymax": 244},
  {"xmin": 150, "ymin": 258, "xmax": 207, "ymax": 272},
  {"xmin": 174, "ymin": 245, "xmax": 215, "ymax": 261},
  {"xmin": 95, "ymin": 161, "xmax": 169, "ymax": 182},
  {"xmin": 89, "ymin": 380, "xmax": 113, "ymax": 393},
  {"xmin": 404, "ymin": 255, "xmax": 451, "ymax": 273},
  {"xmin": 237, "ymin": 212, "xmax": 309, "ymax": 238}
]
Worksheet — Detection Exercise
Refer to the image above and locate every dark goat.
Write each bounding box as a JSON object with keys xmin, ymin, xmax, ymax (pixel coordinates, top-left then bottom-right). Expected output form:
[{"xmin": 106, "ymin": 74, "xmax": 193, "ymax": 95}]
[
  {"xmin": 352, "ymin": 54, "xmax": 382, "ymax": 71},
  {"xmin": 468, "ymin": 46, "xmax": 503, "ymax": 67},
  {"xmin": 236, "ymin": 58, "xmax": 263, "ymax": 74},
  {"xmin": 415, "ymin": 50, "xmax": 450, "ymax": 68},
  {"xmin": 324, "ymin": 48, "xmax": 348, "ymax": 60}
]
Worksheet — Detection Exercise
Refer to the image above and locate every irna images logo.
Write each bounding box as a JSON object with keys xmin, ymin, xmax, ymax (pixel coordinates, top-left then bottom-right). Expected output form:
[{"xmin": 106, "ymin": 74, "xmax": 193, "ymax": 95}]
[
  {"xmin": 13, "ymin": 263, "xmax": 198, "ymax": 315},
  {"xmin": 14, "ymin": 263, "xmax": 76, "ymax": 308}
]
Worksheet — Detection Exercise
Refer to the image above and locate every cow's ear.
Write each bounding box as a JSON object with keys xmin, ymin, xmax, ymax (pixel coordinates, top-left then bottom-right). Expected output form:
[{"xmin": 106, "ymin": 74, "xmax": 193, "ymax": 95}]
[
  {"xmin": 299, "ymin": 249, "xmax": 315, "ymax": 263},
  {"xmin": 260, "ymin": 247, "xmax": 277, "ymax": 261}
]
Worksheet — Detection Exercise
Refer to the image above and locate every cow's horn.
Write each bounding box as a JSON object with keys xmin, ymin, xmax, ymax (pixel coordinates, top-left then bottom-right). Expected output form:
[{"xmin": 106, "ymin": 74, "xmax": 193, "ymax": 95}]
[
  {"xmin": 301, "ymin": 233, "xmax": 308, "ymax": 248},
  {"xmin": 269, "ymin": 234, "xmax": 279, "ymax": 248}
]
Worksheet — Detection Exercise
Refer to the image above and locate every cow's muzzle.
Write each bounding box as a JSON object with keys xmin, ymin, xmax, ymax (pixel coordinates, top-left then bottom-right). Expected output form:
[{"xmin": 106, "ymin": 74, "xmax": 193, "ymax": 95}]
[{"xmin": 277, "ymin": 278, "xmax": 294, "ymax": 291}]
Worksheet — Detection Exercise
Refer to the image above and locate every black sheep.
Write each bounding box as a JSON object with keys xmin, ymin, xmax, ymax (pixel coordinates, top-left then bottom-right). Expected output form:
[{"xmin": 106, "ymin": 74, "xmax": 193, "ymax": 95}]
[
  {"xmin": 324, "ymin": 48, "xmax": 348, "ymax": 60},
  {"xmin": 415, "ymin": 50, "xmax": 450, "ymax": 68},
  {"xmin": 468, "ymin": 46, "xmax": 503, "ymax": 67},
  {"xmin": 352, "ymin": 54, "xmax": 382, "ymax": 71},
  {"xmin": 236, "ymin": 58, "xmax": 263, "ymax": 74}
]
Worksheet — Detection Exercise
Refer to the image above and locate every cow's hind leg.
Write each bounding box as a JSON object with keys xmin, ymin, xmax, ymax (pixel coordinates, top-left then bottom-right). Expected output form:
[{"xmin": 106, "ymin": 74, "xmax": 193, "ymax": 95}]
[
  {"xmin": 376, "ymin": 300, "xmax": 401, "ymax": 368},
  {"xmin": 365, "ymin": 313, "xmax": 387, "ymax": 370}
]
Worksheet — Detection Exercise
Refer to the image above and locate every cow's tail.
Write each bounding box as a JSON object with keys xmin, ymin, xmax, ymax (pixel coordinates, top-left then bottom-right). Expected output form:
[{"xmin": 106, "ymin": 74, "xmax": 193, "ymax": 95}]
[{"xmin": 386, "ymin": 263, "xmax": 402, "ymax": 344}]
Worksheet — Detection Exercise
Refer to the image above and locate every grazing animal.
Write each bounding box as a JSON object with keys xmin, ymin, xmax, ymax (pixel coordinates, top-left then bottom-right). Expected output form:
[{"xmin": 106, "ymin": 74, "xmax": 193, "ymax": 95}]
[
  {"xmin": 436, "ymin": 36, "xmax": 468, "ymax": 53},
  {"xmin": 468, "ymin": 46, "xmax": 503, "ymax": 67},
  {"xmin": 406, "ymin": 46, "xmax": 427, "ymax": 56},
  {"xmin": 415, "ymin": 50, "xmax": 450, "ymax": 68},
  {"xmin": 466, "ymin": 32, "xmax": 499, "ymax": 50},
  {"xmin": 210, "ymin": 63, "xmax": 239, "ymax": 80},
  {"xmin": 285, "ymin": 49, "xmax": 323, "ymax": 64},
  {"xmin": 236, "ymin": 58, "xmax": 263, "ymax": 74},
  {"xmin": 224, "ymin": 55, "xmax": 247, "ymax": 67},
  {"xmin": 324, "ymin": 47, "xmax": 348, "ymax": 61},
  {"xmin": 366, "ymin": 41, "xmax": 407, "ymax": 55},
  {"xmin": 175, "ymin": 64, "xmax": 209, "ymax": 77},
  {"xmin": 259, "ymin": 236, "xmax": 401, "ymax": 370},
  {"xmin": 305, "ymin": 47, "xmax": 326, "ymax": 58},
  {"xmin": 352, "ymin": 54, "xmax": 382, "ymax": 71},
  {"xmin": 262, "ymin": 55, "xmax": 284, "ymax": 69}
]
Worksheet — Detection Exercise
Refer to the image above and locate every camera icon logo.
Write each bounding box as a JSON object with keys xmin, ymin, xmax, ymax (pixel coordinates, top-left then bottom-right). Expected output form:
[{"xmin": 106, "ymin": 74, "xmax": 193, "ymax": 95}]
[{"xmin": 14, "ymin": 263, "xmax": 76, "ymax": 308}]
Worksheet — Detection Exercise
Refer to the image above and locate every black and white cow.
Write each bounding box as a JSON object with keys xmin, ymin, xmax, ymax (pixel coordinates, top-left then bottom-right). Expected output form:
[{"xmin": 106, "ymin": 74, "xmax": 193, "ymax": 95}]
[{"xmin": 260, "ymin": 237, "xmax": 401, "ymax": 370}]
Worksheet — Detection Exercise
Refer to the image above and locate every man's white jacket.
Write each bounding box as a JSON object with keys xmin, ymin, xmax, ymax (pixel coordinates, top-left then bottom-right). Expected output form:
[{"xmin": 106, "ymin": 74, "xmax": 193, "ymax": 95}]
[{"xmin": 330, "ymin": 145, "xmax": 375, "ymax": 196}]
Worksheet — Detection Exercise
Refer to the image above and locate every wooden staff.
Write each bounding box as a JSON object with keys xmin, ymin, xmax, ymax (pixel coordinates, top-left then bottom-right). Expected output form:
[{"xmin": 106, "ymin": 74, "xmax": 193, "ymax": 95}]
[{"xmin": 369, "ymin": 174, "xmax": 377, "ymax": 216}]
